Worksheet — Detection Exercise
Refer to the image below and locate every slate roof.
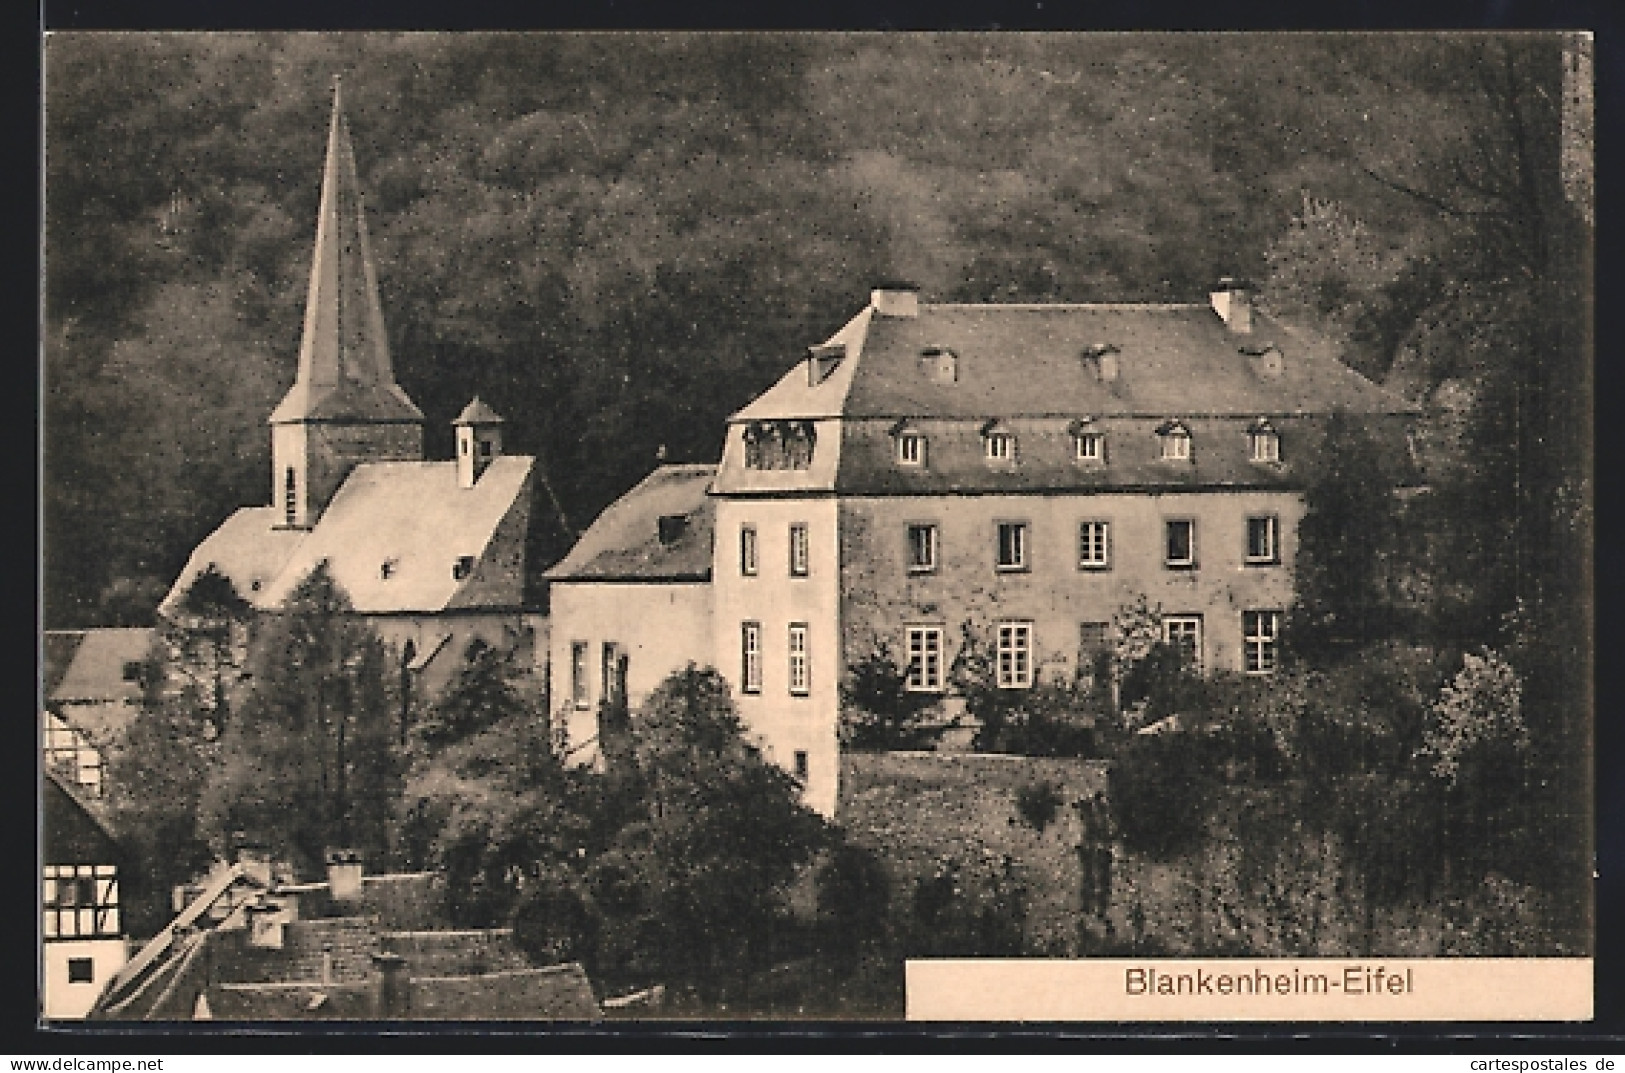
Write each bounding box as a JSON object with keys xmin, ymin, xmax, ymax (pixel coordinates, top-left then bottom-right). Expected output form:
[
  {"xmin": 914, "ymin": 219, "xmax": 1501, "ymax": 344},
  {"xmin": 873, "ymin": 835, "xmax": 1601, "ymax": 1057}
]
[
  {"xmin": 163, "ymin": 456, "xmax": 533, "ymax": 616},
  {"xmin": 735, "ymin": 302, "xmax": 1417, "ymax": 421},
  {"xmin": 47, "ymin": 628, "xmax": 155, "ymax": 705},
  {"xmin": 544, "ymin": 465, "xmax": 716, "ymax": 583}
]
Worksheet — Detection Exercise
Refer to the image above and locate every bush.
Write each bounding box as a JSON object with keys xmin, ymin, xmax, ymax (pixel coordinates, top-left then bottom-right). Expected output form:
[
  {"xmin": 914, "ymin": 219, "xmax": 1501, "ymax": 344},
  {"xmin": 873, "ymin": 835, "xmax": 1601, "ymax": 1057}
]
[
  {"xmin": 1109, "ymin": 733, "xmax": 1213, "ymax": 859},
  {"xmin": 510, "ymin": 866, "xmax": 601, "ymax": 970},
  {"xmin": 907, "ymin": 855, "xmax": 1030, "ymax": 958},
  {"xmin": 815, "ymin": 841, "xmax": 892, "ymax": 964},
  {"xmin": 1014, "ymin": 781, "xmax": 1065, "ymax": 834},
  {"xmin": 840, "ymin": 642, "xmax": 946, "ymax": 750}
]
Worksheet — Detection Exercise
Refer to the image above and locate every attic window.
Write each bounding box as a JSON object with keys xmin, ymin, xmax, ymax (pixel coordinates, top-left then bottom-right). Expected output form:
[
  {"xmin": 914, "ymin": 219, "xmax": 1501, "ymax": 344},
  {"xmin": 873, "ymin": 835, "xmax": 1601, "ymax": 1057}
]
[
  {"xmin": 919, "ymin": 347, "xmax": 958, "ymax": 384},
  {"xmin": 452, "ymin": 556, "xmax": 476, "ymax": 581},
  {"xmin": 890, "ymin": 420, "xmax": 926, "ymax": 467},
  {"xmin": 379, "ymin": 558, "xmax": 399, "ymax": 580},
  {"xmin": 121, "ymin": 661, "xmax": 143, "ymax": 683},
  {"xmin": 657, "ymin": 514, "xmax": 689, "ymax": 547},
  {"xmin": 1069, "ymin": 418, "xmax": 1105, "ymax": 463},
  {"xmin": 1157, "ymin": 420, "xmax": 1192, "ymax": 461},
  {"xmin": 981, "ymin": 420, "xmax": 1016, "ymax": 462},
  {"xmin": 808, "ymin": 344, "xmax": 845, "ymax": 386},
  {"xmin": 1248, "ymin": 418, "xmax": 1281, "ymax": 463},
  {"xmin": 744, "ymin": 420, "xmax": 816, "ymax": 471}
]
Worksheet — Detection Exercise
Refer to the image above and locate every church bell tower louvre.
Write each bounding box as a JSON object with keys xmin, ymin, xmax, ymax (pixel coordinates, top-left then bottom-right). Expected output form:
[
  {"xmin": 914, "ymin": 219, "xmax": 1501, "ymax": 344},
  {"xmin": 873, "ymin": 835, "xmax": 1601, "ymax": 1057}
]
[{"xmin": 269, "ymin": 76, "xmax": 424, "ymax": 530}]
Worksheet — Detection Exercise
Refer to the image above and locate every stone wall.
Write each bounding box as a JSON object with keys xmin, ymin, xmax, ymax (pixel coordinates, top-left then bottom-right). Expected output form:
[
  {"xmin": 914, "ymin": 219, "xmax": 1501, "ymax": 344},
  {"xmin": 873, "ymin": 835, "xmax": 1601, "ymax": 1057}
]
[{"xmin": 837, "ymin": 750, "xmax": 1108, "ymax": 955}]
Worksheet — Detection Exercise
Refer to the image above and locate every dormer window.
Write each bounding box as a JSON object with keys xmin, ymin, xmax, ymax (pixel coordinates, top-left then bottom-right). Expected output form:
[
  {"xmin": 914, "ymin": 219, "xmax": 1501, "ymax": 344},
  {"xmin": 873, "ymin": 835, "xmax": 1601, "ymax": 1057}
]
[
  {"xmin": 808, "ymin": 343, "xmax": 845, "ymax": 386},
  {"xmin": 1248, "ymin": 418, "xmax": 1281, "ymax": 463},
  {"xmin": 891, "ymin": 420, "xmax": 927, "ymax": 467},
  {"xmin": 920, "ymin": 347, "xmax": 958, "ymax": 384},
  {"xmin": 1157, "ymin": 420, "xmax": 1192, "ymax": 461},
  {"xmin": 452, "ymin": 555, "xmax": 475, "ymax": 581},
  {"xmin": 982, "ymin": 420, "xmax": 1016, "ymax": 462},
  {"xmin": 1069, "ymin": 418, "xmax": 1105, "ymax": 463},
  {"xmin": 657, "ymin": 514, "xmax": 689, "ymax": 547}
]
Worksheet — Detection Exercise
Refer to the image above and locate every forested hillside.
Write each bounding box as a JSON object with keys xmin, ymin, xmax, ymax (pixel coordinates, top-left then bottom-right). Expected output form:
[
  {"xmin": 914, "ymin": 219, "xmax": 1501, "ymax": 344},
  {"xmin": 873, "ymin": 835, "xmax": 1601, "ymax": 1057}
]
[{"xmin": 43, "ymin": 33, "xmax": 1588, "ymax": 640}]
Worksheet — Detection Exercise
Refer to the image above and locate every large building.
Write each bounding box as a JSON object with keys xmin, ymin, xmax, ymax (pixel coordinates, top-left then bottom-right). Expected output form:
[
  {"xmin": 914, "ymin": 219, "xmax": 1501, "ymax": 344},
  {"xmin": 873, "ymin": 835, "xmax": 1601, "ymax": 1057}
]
[
  {"xmin": 42, "ymin": 771, "xmax": 127, "ymax": 1019},
  {"xmin": 161, "ymin": 83, "xmax": 542, "ymax": 699},
  {"xmin": 551, "ymin": 281, "xmax": 1417, "ymax": 815}
]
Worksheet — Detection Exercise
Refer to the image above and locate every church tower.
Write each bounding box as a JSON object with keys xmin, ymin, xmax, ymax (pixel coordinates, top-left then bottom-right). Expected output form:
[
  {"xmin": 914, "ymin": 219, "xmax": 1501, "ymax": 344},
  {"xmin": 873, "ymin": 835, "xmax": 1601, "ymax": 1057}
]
[{"xmin": 269, "ymin": 77, "xmax": 424, "ymax": 529}]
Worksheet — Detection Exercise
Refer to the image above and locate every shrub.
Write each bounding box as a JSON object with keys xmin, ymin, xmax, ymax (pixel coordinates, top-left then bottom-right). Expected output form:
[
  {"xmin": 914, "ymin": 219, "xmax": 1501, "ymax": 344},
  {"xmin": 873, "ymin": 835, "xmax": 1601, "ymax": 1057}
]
[
  {"xmin": 908, "ymin": 855, "xmax": 1030, "ymax": 958},
  {"xmin": 815, "ymin": 842, "xmax": 892, "ymax": 964},
  {"xmin": 510, "ymin": 865, "xmax": 601, "ymax": 970},
  {"xmin": 1014, "ymin": 781, "xmax": 1065, "ymax": 834},
  {"xmin": 1419, "ymin": 647, "xmax": 1526, "ymax": 787},
  {"xmin": 950, "ymin": 623, "xmax": 1102, "ymax": 756},
  {"xmin": 840, "ymin": 642, "xmax": 946, "ymax": 750},
  {"xmin": 1109, "ymin": 732, "xmax": 1213, "ymax": 860}
]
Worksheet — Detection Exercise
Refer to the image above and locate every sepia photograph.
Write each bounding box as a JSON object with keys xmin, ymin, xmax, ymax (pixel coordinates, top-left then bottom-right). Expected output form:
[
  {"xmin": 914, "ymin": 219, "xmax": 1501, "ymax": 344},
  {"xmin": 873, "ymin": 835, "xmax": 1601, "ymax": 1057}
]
[{"xmin": 39, "ymin": 30, "xmax": 1594, "ymax": 1025}]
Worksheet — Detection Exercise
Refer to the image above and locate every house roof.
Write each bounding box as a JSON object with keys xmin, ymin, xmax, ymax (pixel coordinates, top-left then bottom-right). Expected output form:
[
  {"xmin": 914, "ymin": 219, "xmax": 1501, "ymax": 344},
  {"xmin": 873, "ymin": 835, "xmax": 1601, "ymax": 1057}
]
[
  {"xmin": 43, "ymin": 769, "xmax": 120, "ymax": 864},
  {"xmin": 544, "ymin": 465, "xmax": 716, "ymax": 583},
  {"xmin": 735, "ymin": 301, "xmax": 1418, "ymax": 422},
  {"xmin": 47, "ymin": 627, "xmax": 155, "ymax": 705},
  {"xmin": 164, "ymin": 456, "xmax": 533, "ymax": 616}
]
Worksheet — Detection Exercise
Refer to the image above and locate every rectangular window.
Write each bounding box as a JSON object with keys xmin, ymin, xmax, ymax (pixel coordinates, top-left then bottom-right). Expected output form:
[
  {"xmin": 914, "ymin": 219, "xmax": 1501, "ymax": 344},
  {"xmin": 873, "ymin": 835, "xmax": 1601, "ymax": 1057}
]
[
  {"xmin": 897, "ymin": 432, "xmax": 925, "ymax": 466},
  {"xmin": 906, "ymin": 523, "xmax": 938, "ymax": 573},
  {"xmin": 793, "ymin": 750, "xmax": 810, "ymax": 782},
  {"xmin": 1161, "ymin": 431, "xmax": 1191, "ymax": 460},
  {"xmin": 68, "ymin": 958, "xmax": 94, "ymax": 984},
  {"xmin": 741, "ymin": 622, "xmax": 762, "ymax": 694},
  {"xmin": 788, "ymin": 623, "xmax": 810, "ymax": 696},
  {"xmin": 996, "ymin": 522, "xmax": 1028, "ymax": 571},
  {"xmin": 1163, "ymin": 615, "xmax": 1203, "ymax": 671},
  {"xmin": 906, "ymin": 626, "xmax": 945, "ymax": 692},
  {"xmin": 601, "ymin": 642, "xmax": 623, "ymax": 706},
  {"xmin": 740, "ymin": 525, "xmax": 758, "ymax": 576},
  {"xmin": 1246, "ymin": 515, "xmax": 1279, "ymax": 564},
  {"xmin": 985, "ymin": 433, "xmax": 1015, "ymax": 461},
  {"xmin": 570, "ymin": 642, "xmax": 590, "ymax": 709},
  {"xmin": 1243, "ymin": 610, "xmax": 1281, "ymax": 675},
  {"xmin": 1165, "ymin": 519, "xmax": 1196, "ymax": 568},
  {"xmin": 996, "ymin": 622, "xmax": 1034, "ymax": 688},
  {"xmin": 1078, "ymin": 521, "xmax": 1110, "ymax": 570},
  {"xmin": 1075, "ymin": 432, "xmax": 1104, "ymax": 462},
  {"xmin": 789, "ymin": 524, "xmax": 810, "ymax": 577},
  {"xmin": 1250, "ymin": 430, "xmax": 1280, "ymax": 463}
]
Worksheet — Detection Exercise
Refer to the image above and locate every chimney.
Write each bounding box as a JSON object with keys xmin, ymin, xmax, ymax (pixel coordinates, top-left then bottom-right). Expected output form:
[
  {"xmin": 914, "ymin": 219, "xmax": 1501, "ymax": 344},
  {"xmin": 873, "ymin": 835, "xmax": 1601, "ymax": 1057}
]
[
  {"xmin": 371, "ymin": 952, "xmax": 411, "ymax": 1019},
  {"xmin": 1210, "ymin": 276, "xmax": 1254, "ymax": 334},
  {"xmin": 871, "ymin": 280, "xmax": 920, "ymax": 318},
  {"xmin": 325, "ymin": 848, "xmax": 364, "ymax": 904},
  {"xmin": 245, "ymin": 902, "xmax": 287, "ymax": 949}
]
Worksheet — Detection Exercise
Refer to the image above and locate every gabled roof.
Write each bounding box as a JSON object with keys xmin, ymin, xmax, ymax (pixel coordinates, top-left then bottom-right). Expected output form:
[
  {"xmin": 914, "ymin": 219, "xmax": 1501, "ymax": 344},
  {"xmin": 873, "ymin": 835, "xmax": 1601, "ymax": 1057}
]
[
  {"xmin": 47, "ymin": 627, "xmax": 155, "ymax": 705},
  {"xmin": 164, "ymin": 457, "xmax": 533, "ymax": 616},
  {"xmin": 544, "ymin": 465, "xmax": 715, "ymax": 583},
  {"xmin": 737, "ymin": 301, "xmax": 1416, "ymax": 423}
]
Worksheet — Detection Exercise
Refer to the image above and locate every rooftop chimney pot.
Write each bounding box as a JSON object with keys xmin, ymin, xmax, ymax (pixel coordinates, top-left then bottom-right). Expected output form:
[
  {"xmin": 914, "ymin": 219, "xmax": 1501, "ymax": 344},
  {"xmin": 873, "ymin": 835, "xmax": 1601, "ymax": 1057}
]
[{"xmin": 325, "ymin": 848, "xmax": 364, "ymax": 904}]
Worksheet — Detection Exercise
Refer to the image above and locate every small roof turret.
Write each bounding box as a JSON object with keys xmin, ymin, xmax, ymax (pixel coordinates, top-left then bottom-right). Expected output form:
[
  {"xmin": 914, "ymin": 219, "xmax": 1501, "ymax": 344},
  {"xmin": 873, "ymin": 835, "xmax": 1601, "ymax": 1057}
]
[{"xmin": 453, "ymin": 397, "xmax": 505, "ymax": 426}]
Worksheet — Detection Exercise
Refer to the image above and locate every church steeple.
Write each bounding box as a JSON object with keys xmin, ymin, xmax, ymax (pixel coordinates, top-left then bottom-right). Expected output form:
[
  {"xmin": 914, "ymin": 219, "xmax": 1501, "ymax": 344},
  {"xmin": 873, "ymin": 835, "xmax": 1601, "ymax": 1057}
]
[{"xmin": 270, "ymin": 77, "xmax": 423, "ymax": 529}]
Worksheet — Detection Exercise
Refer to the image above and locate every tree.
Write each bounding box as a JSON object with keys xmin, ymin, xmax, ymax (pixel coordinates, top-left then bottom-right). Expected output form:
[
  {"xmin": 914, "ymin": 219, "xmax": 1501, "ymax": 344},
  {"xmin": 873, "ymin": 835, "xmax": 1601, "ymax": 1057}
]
[
  {"xmin": 104, "ymin": 644, "xmax": 218, "ymax": 937},
  {"xmin": 197, "ymin": 563, "xmax": 402, "ymax": 877},
  {"xmin": 415, "ymin": 638, "xmax": 526, "ymax": 749},
  {"xmin": 591, "ymin": 666, "xmax": 831, "ymax": 1002},
  {"xmin": 159, "ymin": 565, "xmax": 253, "ymax": 737},
  {"xmin": 1287, "ymin": 411, "xmax": 1403, "ymax": 656},
  {"xmin": 839, "ymin": 641, "xmax": 944, "ymax": 751}
]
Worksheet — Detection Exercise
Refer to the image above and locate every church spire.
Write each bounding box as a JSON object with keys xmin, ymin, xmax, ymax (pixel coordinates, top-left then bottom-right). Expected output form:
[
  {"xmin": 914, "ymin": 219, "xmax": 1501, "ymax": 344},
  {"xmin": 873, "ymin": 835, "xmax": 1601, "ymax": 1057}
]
[
  {"xmin": 269, "ymin": 78, "xmax": 424, "ymax": 529},
  {"xmin": 270, "ymin": 76, "xmax": 422, "ymax": 425}
]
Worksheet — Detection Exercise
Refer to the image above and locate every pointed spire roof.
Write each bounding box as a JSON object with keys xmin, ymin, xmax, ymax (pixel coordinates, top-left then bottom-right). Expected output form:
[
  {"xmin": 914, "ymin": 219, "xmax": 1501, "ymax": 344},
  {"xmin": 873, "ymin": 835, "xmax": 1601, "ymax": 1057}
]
[
  {"xmin": 453, "ymin": 396, "xmax": 505, "ymax": 425},
  {"xmin": 270, "ymin": 77, "xmax": 423, "ymax": 425}
]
